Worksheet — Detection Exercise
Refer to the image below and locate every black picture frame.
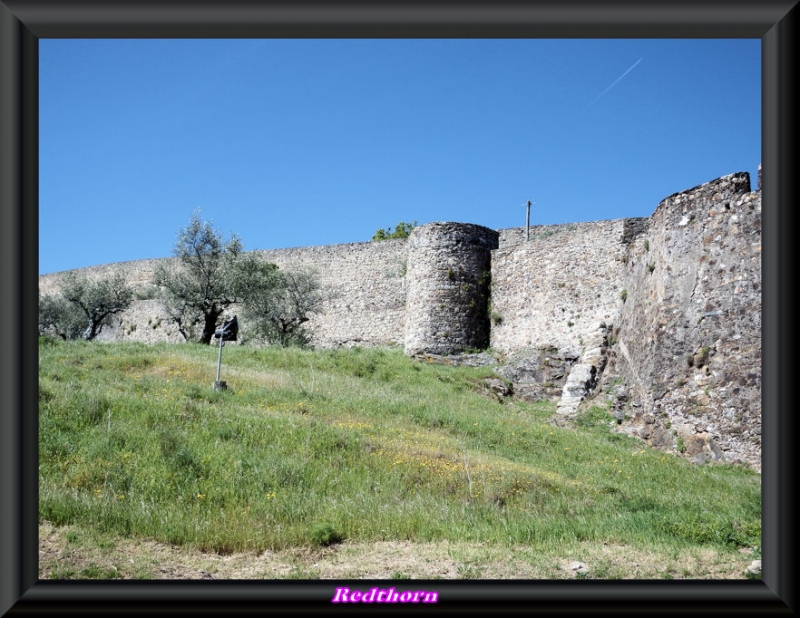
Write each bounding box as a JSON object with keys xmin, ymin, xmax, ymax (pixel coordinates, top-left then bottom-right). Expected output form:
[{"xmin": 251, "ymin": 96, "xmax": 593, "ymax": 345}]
[{"xmin": 2, "ymin": 1, "xmax": 796, "ymax": 615}]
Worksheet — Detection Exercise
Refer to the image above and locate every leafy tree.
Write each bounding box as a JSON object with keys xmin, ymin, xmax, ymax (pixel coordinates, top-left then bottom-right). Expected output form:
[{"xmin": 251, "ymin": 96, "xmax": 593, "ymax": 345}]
[
  {"xmin": 39, "ymin": 271, "xmax": 135, "ymax": 340},
  {"xmin": 372, "ymin": 220, "xmax": 418, "ymax": 241},
  {"xmin": 234, "ymin": 261, "xmax": 325, "ymax": 347},
  {"xmin": 153, "ymin": 210, "xmax": 248, "ymax": 344},
  {"xmin": 38, "ymin": 290, "xmax": 85, "ymax": 340},
  {"xmin": 153, "ymin": 210, "xmax": 328, "ymax": 347}
]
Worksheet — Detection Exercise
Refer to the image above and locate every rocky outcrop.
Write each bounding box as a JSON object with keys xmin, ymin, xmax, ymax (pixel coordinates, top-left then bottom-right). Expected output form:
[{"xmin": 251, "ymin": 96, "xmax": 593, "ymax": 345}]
[
  {"xmin": 556, "ymin": 323, "xmax": 611, "ymax": 416},
  {"xmin": 495, "ymin": 347, "xmax": 576, "ymax": 403}
]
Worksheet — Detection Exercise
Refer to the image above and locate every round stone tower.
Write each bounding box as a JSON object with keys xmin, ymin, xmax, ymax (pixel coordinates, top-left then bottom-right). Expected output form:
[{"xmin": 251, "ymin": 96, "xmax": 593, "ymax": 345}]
[{"xmin": 404, "ymin": 222, "xmax": 499, "ymax": 356}]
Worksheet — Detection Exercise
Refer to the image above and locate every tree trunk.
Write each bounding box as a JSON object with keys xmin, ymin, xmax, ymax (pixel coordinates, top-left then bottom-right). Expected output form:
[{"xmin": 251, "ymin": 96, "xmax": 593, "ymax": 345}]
[
  {"xmin": 200, "ymin": 311, "xmax": 221, "ymax": 345},
  {"xmin": 83, "ymin": 317, "xmax": 101, "ymax": 340}
]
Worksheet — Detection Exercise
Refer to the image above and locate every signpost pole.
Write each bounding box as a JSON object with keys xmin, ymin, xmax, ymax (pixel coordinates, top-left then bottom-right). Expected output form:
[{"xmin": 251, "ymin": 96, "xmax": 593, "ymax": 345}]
[
  {"xmin": 215, "ymin": 330, "xmax": 224, "ymax": 384},
  {"xmin": 213, "ymin": 315, "xmax": 237, "ymax": 391}
]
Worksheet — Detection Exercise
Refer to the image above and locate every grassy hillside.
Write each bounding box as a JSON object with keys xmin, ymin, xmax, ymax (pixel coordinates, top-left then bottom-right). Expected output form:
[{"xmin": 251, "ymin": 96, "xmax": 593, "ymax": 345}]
[{"xmin": 38, "ymin": 338, "xmax": 761, "ymax": 578}]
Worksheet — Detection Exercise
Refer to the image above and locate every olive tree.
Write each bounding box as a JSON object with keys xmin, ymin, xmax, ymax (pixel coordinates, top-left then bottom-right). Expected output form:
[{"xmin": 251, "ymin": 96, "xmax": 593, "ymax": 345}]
[
  {"xmin": 39, "ymin": 271, "xmax": 135, "ymax": 340},
  {"xmin": 234, "ymin": 261, "xmax": 326, "ymax": 348},
  {"xmin": 153, "ymin": 210, "xmax": 328, "ymax": 347},
  {"xmin": 38, "ymin": 291, "xmax": 84, "ymax": 340},
  {"xmin": 153, "ymin": 210, "xmax": 250, "ymax": 344}
]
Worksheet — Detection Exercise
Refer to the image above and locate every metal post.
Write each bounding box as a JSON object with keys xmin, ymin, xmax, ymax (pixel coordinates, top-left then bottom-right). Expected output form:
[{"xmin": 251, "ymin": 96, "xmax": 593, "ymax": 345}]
[
  {"xmin": 215, "ymin": 330, "xmax": 223, "ymax": 383},
  {"xmin": 523, "ymin": 200, "xmax": 536, "ymax": 241},
  {"xmin": 525, "ymin": 200, "xmax": 532, "ymax": 241},
  {"xmin": 213, "ymin": 322, "xmax": 226, "ymax": 391},
  {"xmin": 213, "ymin": 316, "xmax": 237, "ymax": 391}
]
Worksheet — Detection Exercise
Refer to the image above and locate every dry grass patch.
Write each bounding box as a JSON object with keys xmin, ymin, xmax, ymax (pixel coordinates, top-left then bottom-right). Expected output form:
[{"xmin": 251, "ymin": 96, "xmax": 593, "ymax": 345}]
[{"xmin": 39, "ymin": 521, "xmax": 755, "ymax": 581}]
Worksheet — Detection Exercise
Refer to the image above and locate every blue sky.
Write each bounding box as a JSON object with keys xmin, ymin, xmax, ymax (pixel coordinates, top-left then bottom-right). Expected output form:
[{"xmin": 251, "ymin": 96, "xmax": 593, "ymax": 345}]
[{"xmin": 39, "ymin": 38, "xmax": 761, "ymax": 275}]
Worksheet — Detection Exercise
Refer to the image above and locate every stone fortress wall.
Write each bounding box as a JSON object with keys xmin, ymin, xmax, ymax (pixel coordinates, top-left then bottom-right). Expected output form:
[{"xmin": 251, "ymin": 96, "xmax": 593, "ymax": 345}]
[
  {"xmin": 39, "ymin": 239, "xmax": 412, "ymax": 349},
  {"xmin": 39, "ymin": 168, "xmax": 762, "ymax": 469},
  {"xmin": 608, "ymin": 171, "xmax": 761, "ymax": 469},
  {"xmin": 490, "ymin": 218, "xmax": 648, "ymax": 357}
]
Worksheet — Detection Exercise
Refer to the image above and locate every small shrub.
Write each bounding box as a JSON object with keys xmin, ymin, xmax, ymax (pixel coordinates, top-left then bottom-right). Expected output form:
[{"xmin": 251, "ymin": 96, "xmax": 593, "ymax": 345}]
[
  {"xmin": 310, "ymin": 522, "xmax": 344, "ymax": 546},
  {"xmin": 658, "ymin": 512, "xmax": 760, "ymax": 548},
  {"xmin": 647, "ymin": 262, "xmax": 656, "ymax": 274},
  {"xmin": 575, "ymin": 406, "xmax": 614, "ymax": 429},
  {"xmin": 620, "ymin": 289, "xmax": 628, "ymax": 302},
  {"xmin": 372, "ymin": 221, "xmax": 417, "ymax": 241}
]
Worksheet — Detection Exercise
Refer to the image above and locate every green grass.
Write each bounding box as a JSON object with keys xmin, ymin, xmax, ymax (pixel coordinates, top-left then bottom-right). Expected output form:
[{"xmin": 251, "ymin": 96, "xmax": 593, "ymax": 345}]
[{"xmin": 39, "ymin": 338, "xmax": 761, "ymax": 560}]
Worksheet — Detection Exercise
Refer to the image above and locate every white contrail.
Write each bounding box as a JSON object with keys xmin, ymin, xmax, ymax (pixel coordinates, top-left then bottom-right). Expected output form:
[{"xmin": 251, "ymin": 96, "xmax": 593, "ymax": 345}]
[{"xmin": 586, "ymin": 57, "xmax": 643, "ymax": 109}]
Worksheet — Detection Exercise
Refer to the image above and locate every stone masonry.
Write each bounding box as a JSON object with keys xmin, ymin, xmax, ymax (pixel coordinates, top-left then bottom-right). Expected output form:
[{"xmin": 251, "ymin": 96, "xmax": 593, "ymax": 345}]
[
  {"xmin": 608, "ymin": 171, "xmax": 761, "ymax": 469},
  {"xmin": 489, "ymin": 219, "xmax": 645, "ymax": 357},
  {"xmin": 404, "ymin": 222, "xmax": 498, "ymax": 356}
]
